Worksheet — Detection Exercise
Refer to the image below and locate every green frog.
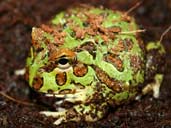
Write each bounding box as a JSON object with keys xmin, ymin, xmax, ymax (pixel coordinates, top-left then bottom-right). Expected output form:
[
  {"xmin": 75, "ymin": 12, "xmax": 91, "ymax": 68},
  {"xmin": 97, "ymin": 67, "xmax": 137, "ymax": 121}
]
[{"xmin": 25, "ymin": 5, "xmax": 165, "ymax": 125}]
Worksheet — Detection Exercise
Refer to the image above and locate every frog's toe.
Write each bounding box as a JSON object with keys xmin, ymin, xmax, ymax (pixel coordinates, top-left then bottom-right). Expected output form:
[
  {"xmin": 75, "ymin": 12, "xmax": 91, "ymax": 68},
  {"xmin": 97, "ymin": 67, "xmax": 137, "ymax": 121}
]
[
  {"xmin": 142, "ymin": 74, "xmax": 163, "ymax": 98},
  {"xmin": 54, "ymin": 117, "xmax": 66, "ymax": 125},
  {"xmin": 40, "ymin": 111, "xmax": 66, "ymax": 118}
]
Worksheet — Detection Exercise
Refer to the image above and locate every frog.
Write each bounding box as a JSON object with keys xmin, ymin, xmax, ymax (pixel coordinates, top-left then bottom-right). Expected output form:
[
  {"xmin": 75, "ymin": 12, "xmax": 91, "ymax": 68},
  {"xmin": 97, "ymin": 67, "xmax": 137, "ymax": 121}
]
[{"xmin": 25, "ymin": 4, "xmax": 165, "ymax": 125}]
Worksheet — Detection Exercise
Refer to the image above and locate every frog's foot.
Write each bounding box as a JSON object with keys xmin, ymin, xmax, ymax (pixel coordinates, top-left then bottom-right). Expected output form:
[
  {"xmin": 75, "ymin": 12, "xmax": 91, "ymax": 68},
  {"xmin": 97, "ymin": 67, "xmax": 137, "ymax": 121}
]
[
  {"xmin": 40, "ymin": 110, "xmax": 67, "ymax": 125},
  {"xmin": 142, "ymin": 74, "xmax": 163, "ymax": 98},
  {"xmin": 40, "ymin": 103, "xmax": 108, "ymax": 125}
]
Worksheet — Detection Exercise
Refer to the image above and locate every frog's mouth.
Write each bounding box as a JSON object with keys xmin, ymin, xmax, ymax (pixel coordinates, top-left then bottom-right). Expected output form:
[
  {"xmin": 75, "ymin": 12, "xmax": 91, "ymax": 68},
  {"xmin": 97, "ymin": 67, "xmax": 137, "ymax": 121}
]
[{"xmin": 44, "ymin": 89, "xmax": 89, "ymax": 103}]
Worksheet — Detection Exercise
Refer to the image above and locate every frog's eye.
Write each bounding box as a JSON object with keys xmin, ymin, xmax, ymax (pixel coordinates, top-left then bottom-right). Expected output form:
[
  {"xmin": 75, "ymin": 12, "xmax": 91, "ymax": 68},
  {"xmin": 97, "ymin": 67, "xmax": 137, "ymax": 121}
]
[{"xmin": 57, "ymin": 57, "xmax": 71, "ymax": 69}]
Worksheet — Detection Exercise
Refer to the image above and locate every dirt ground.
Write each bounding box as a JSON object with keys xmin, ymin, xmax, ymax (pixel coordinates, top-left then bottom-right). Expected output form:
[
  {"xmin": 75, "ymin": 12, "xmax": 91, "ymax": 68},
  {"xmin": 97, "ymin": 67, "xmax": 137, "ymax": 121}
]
[{"xmin": 0, "ymin": 0, "xmax": 171, "ymax": 128}]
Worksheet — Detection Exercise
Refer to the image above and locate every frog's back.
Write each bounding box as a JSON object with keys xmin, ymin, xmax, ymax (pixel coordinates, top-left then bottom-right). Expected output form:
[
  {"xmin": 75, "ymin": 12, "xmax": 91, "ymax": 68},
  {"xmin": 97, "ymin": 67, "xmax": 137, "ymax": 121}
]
[{"xmin": 50, "ymin": 5, "xmax": 145, "ymax": 89}]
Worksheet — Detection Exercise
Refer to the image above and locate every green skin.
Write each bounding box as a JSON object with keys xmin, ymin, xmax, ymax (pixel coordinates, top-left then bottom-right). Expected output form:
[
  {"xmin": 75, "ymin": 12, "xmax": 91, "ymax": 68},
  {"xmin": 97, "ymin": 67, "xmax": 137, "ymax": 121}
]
[{"xmin": 26, "ymin": 6, "xmax": 165, "ymax": 125}]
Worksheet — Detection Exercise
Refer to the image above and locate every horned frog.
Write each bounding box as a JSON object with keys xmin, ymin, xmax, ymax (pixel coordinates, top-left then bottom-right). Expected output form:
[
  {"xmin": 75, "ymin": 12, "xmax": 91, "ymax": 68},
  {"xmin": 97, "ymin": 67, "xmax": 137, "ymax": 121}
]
[{"xmin": 25, "ymin": 5, "xmax": 165, "ymax": 125}]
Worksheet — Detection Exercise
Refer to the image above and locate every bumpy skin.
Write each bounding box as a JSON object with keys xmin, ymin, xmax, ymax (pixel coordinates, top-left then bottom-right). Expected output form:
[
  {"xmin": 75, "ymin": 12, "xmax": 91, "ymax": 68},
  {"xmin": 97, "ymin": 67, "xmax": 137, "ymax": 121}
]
[{"xmin": 26, "ymin": 5, "xmax": 165, "ymax": 125}]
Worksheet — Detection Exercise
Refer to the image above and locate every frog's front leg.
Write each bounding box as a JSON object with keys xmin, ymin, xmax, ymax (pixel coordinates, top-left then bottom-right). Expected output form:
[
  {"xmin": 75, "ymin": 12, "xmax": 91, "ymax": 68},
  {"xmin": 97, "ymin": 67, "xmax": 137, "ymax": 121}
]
[
  {"xmin": 143, "ymin": 41, "xmax": 165, "ymax": 98},
  {"xmin": 40, "ymin": 102, "xmax": 108, "ymax": 125}
]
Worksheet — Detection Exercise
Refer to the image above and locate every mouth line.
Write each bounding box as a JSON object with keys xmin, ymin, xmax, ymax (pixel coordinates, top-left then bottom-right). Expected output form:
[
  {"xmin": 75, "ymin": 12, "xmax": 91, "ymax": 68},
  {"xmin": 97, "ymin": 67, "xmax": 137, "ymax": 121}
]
[
  {"xmin": 44, "ymin": 89, "xmax": 85, "ymax": 98},
  {"xmin": 43, "ymin": 88, "xmax": 89, "ymax": 103}
]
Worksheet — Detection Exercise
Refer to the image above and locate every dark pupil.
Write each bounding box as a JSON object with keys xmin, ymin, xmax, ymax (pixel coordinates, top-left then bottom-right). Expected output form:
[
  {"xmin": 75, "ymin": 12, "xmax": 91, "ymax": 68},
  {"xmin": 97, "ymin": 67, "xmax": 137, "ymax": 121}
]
[{"xmin": 58, "ymin": 58, "xmax": 69, "ymax": 65}]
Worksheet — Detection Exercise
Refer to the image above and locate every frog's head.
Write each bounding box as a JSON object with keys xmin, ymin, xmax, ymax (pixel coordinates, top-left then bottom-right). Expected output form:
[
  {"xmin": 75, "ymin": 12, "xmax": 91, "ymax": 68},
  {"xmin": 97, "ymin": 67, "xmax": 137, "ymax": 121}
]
[{"xmin": 26, "ymin": 26, "xmax": 98, "ymax": 100}]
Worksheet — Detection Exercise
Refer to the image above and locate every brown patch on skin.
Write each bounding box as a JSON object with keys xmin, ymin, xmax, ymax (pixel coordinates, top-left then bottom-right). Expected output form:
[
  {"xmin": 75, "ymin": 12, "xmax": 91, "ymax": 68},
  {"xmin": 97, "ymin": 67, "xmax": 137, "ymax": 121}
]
[
  {"xmin": 31, "ymin": 28, "xmax": 45, "ymax": 50},
  {"xmin": 111, "ymin": 40, "xmax": 125, "ymax": 54},
  {"xmin": 111, "ymin": 38, "xmax": 133, "ymax": 54},
  {"xmin": 108, "ymin": 26, "xmax": 122, "ymax": 33},
  {"xmin": 33, "ymin": 6, "xmax": 133, "ymax": 62},
  {"xmin": 56, "ymin": 72, "xmax": 67, "ymax": 86},
  {"xmin": 72, "ymin": 26, "xmax": 86, "ymax": 39},
  {"xmin": 93, "ymin": 66, "xmax": 122, "ymax": 92},
  {"xmin": 41, "ymin": 62, "xmax": 57, "ymax": 72},
  {"xmin": 41, "ymin": 24, "xmax": 66, "ymax": 45},
  {"xmin": 73, "ymin": 63, "xmax": 88, "ymax": 77},
  {"xmin": 98, "ymin": 26, "xmax": 121, "ymax": 41},
  {"xmin": 85, "ymin": 27, "xmax": 96, "ymax": 36},
  {"xmin": 121, "ymin": 14, "xmax": 131, "ymax": 22},
  {"xmin": 123, "ymin": 38, "xmax": 133, "ymax": 51},
  {"xmin": 117, "ymin": 40, "xmax": 124, "ymax": 51},
  {"xmin": 53, "ymin": 32, "xmax": 66, "ymax": 45},
  {"xmin": 79, "ymin": 41, "xmax": 95, "ymax": 52},
  {"xmin": 104, "ymin": 54, "xmax": 124, "ymax": 72},
  {"xmin": 41, "ymin": 24, "xmax": 54, "ymax": 33},
  {"xmin": 76, "ymin": 41, "xmax": 96, "ymax": 58},
  {"xmin": 101, "ymin": 35, "xmax": 109, "ymax": 42},
  {"xmin": 130, "ymin": 55, "xmax": 143, "ymax": 72},
  {"xmin": 32, "ymin": 77, "xmax": 43, "ymax": 90},
  {"xmin": 47, "ymin": 43, "xmax": 58, "ymax": 61},
  {"xmin": 82, "ymin": 13, "xmax": 112, "ymax": 38},
  {"xmin": 86, "ymin": 13, "xmax": 104, "ymax": 31}
]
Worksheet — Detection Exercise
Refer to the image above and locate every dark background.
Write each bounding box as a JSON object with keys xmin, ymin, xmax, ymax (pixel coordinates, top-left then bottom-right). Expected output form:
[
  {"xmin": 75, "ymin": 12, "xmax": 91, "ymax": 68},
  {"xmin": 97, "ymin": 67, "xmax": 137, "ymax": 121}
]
[{"xmin": 0, "ymin": 0, "xmax": 171, "ymax": 127}]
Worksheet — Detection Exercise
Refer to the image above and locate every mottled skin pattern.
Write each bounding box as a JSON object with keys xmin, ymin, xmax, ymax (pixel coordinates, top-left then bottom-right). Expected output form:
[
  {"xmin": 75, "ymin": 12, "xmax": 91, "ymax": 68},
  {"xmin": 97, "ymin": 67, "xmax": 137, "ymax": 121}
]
[{"xmin": 26, "ymin": 5, "xmax": 165, "ymax": 125}]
